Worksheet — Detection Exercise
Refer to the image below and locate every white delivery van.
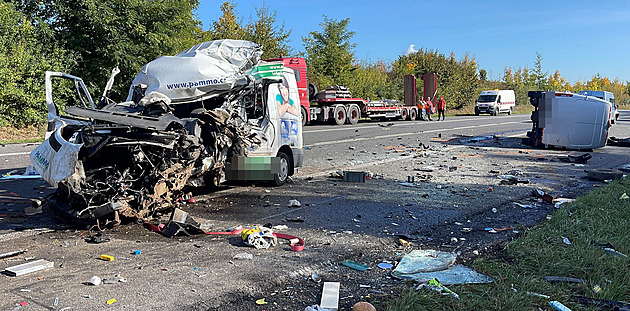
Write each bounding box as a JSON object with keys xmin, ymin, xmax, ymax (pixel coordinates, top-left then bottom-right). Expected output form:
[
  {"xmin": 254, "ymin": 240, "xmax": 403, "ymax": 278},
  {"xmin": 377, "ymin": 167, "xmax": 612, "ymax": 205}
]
[
  {"xmin": 578, "ymin": 90, "xmax": 619, "ymax": 124},
  {"xmin": 475, "ymin": 90, "xmax": 516, "ymax": 116},
  {"xmin": 525, "ymin": 91, "xmax": 611, "ymax": 149}
]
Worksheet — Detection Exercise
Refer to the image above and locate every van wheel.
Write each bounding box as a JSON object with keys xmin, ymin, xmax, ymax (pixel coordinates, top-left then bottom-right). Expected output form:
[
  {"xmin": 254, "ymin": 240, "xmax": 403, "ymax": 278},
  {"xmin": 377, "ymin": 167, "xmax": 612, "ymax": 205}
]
[
  {"xmin": 273, "ymin": 152, "xmax": 291, "ymax": 186},
  {"xmin": 507, "ymin": 107, "xmax": 513, "ymax": 115}
]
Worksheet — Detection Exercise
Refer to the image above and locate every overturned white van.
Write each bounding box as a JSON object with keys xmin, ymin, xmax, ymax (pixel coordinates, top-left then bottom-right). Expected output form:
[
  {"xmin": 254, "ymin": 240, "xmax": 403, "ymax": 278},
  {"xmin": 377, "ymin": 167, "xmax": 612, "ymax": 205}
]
[
  {"xmin": 524, "ymin": 91, "xmax": 611, "ymax": 149},
  {"xmin": 475, "ymin": 90, "xmax": 515, "ymax": 116}
]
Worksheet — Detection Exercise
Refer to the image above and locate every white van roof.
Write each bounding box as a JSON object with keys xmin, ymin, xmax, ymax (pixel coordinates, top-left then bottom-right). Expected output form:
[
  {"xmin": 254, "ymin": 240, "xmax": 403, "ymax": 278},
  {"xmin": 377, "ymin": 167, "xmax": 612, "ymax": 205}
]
[{"xmin": 480, "ymin": 90, "xmax": 498, "ymax": 95}]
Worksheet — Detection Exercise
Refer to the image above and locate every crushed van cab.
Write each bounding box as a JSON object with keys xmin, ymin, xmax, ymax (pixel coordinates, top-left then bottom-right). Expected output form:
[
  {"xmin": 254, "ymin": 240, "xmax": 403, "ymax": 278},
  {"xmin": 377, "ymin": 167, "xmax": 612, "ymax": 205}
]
[{"xmin": 29, "ymin": 40, "xmax": 303, "ymax": 225}]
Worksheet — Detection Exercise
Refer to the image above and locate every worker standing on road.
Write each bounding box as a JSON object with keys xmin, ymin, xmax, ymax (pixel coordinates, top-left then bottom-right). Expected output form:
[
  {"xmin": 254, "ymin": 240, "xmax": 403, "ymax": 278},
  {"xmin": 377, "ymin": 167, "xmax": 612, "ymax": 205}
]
[
  {"xmin": 425, "ymin": 97, "xmax": 434, "ymax": 121},
  {"xmin": 417, "ymin": 99, "xmax": 427, "ymax": 120},
  {"xmin": 436, "ymin": 96, "xmax": 446, "ymax": 121}
]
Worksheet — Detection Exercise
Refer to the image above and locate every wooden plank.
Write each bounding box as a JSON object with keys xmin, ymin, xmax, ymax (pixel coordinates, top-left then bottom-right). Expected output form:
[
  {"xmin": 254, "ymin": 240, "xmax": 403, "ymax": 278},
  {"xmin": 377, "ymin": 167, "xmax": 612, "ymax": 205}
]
[
  {"xmin": 4, "ymin": 259, "xmax": 54, "ymax": 277},
  {"xmin": 320, "ymin": 282, "xmax": 340, "ymax": 310}
]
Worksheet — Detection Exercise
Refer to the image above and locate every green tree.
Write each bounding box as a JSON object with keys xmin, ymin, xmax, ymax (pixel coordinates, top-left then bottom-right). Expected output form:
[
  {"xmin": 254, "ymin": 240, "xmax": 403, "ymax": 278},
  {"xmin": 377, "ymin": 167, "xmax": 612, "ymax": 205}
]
[
  {"xmin": 246, "ymin": 1, "xmax": 291, "ymax": 59},
  {"xmin": 209, "ymin": 1, "xmax": 247, "ymax": 41},
  {"xmin": 346, "ymin": 60, "xmax": 389, "ymax": 100},
  {"xmin": 532, "ymin": 52, "xmax": 549, "ymax": 90},
  {"xmin": 13, "ymin": 0, "xmax": 203, "ymax": 101},
  {"xmin": 479, "ymin": 69, "xmax": 487, "ymax": 82},
  {"xmin": 302, "ymin": 16, "xmax": 356, "ymax": 88},
  {"xmin": 0, "ymin": 2, "xmax": 71, "ymax": 127}
]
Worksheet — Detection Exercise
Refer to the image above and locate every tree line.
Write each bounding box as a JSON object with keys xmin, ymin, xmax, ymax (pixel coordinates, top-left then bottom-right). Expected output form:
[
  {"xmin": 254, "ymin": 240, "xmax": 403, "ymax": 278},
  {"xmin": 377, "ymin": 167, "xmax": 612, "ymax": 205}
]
[{"xmin": 1, "ymin": 1, "xmax": 628, "ymax": 128}]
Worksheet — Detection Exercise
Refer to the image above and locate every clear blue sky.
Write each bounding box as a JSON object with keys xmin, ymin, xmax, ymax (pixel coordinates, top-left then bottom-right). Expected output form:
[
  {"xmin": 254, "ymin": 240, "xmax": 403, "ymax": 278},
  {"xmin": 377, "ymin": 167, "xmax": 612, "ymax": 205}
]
[{"xmin": 197, "ymin": 0, "xmax": 630, "ymax": 83}]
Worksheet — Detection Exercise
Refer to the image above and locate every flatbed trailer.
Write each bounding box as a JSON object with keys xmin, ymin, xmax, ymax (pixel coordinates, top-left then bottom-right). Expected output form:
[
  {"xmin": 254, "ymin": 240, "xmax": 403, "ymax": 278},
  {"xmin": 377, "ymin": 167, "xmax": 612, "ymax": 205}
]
[
  {"xmin": 271, "ymin": 57, "xmax": 432, "ymax": 126},
  {"xmin": 309, "ymin": 87, "xmax": 418, "ymax": 125}
]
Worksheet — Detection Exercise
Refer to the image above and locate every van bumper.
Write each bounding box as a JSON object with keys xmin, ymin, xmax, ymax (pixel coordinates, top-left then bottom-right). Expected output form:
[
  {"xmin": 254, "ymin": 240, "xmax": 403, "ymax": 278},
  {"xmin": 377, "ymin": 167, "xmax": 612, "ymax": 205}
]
[{"xmin": 476, "ymin": 105, "xmax": 496, "ymax": 114}]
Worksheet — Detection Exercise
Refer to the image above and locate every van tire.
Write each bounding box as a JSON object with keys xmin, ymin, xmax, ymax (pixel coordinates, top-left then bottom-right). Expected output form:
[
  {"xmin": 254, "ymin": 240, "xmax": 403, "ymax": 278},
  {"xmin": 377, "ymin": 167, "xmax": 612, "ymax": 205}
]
[
  {"xmin": 273, "ymin": 151, "xmax": 291, "ymax": 186},
  {"xmin": 507, "ymin": 107, "xmax": 513, "ymax": 115}
]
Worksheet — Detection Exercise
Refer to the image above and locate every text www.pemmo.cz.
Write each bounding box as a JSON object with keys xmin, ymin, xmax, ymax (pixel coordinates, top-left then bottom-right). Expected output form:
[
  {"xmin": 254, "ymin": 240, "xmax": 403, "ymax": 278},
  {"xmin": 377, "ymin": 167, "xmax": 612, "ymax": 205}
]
[{"xmin": 166, "ymin": 78, "xmax": 227, "ymax": 90}]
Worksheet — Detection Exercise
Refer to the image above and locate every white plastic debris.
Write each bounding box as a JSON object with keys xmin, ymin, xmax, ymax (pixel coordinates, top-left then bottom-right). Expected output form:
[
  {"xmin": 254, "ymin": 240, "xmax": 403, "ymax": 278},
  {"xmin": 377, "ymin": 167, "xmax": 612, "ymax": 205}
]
[
  {"xmin": 233, "ymin": 253, "xmax": 253, "ymax": 260},
  {"xmin": 561, "ymin": 236, "xmax": 571, "ymax": 245},
  {"xmin": 90, "ymin": 276, "xmax": 102, "ymax": 286}
]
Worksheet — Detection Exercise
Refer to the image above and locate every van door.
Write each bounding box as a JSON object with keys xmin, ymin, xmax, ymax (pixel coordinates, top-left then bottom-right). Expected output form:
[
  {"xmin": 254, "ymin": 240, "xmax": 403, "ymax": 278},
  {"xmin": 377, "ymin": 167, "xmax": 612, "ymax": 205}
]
[
  {"xmin": 45, "ymin": 71, "xmax": 95, "ymax": 138},
  {"xmin": 266, "ymin": 76, "xmax": 301, "ymax": 149},
  {"xmin": 496, "ymin": 95, "xmax": 502, "ymax": 112}
]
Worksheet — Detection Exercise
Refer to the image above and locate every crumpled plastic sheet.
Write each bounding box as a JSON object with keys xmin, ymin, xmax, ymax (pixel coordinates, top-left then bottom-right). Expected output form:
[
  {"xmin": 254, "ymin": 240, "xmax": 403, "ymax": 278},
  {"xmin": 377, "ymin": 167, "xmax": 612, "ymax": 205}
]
[
  {"xmin": 392, "ymin": 249, "xmax": 493, "ymax": 285},
  {"xmin": 403, "ymin": 264, "xmax": 493, "ymax": 285},
  {"xmin": 392, "ymin": 250, "xmax": 457, "ymax": 275}
]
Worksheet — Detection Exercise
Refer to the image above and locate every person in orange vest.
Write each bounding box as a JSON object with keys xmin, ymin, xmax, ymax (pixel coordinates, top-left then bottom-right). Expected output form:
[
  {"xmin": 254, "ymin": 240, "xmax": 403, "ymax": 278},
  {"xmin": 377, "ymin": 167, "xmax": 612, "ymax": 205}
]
[
  {"xmin": 436, "ymin": 96, "xmax": 446, "ymax": 121},
  {"xmin": 425, "ymin": 97, "xmax": 434, "ymax": 121},
  {"xmin": 417, "ymin": 99, "xmax": 427, "ymax": 120}
]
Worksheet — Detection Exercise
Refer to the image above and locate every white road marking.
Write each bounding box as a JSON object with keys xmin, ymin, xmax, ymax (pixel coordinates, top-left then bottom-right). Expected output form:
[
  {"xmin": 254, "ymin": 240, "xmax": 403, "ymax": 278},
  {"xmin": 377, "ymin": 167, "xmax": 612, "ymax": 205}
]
[
  {"xmin": 0, "ymin": 152, "xmax": 30, "ymax": 157},
  {"xmin": 505, "ymin": 132, "xmax": 527, "ymax": 138},
  {"xmin": 308, "ymin": 121, "xmax": 522, "ymax": 147}
]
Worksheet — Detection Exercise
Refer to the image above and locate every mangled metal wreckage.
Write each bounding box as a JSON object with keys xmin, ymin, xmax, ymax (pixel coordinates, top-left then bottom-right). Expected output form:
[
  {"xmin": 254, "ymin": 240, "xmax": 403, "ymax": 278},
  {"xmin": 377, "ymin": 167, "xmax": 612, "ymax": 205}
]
[{"xmin": 31, "ymin": 39, "xmax": 303, "ymax": 225}]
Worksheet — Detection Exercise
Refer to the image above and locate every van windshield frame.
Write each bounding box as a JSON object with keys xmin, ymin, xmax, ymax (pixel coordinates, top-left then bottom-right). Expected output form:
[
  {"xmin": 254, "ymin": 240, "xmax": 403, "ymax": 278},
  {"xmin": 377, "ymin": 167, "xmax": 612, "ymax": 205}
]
[{"xmin": 478, "ymin": 95, "xmax": 497, "ymax": 103}]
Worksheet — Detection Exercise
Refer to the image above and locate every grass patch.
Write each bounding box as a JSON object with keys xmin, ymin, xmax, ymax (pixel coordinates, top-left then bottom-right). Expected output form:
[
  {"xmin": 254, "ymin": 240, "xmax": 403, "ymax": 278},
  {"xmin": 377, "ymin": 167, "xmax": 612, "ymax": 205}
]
[
  {"xmin": 0, "ymin": 125, "xmax": 45, "ymax": 144},
  {"xmin": 378, "ymin": 179, "xmax": 630, "ymax": 310}
]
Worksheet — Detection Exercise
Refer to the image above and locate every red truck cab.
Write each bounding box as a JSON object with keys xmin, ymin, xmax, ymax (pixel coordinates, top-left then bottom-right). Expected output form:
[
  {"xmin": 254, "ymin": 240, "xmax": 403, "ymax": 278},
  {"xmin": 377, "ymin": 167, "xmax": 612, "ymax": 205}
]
[{"xmin": 264, "ymin": 57, "xmax": 310, "ymax": 124}]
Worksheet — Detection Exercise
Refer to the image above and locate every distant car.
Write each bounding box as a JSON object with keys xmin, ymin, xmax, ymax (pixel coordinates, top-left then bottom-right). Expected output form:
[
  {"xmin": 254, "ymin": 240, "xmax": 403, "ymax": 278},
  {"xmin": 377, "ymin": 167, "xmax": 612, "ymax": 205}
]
[{"xmin": 578, "ymin": 90, "xmax": 619, "ymax": 124}]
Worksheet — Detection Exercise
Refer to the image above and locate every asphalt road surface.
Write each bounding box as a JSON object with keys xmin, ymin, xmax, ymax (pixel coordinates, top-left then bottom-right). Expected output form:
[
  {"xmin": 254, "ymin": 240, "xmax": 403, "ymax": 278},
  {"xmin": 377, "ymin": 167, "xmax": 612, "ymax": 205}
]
[{"xmin": 1, "ymin": 112, "xmax": 629, "ymax": 310}]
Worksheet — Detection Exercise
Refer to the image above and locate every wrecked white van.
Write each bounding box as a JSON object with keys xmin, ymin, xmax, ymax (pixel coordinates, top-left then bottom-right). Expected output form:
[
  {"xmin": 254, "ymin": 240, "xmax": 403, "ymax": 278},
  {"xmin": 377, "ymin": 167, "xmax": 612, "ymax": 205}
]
[{"xmin": 30, "ymin": 39, "xmax": 303, "ymax": 225}]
